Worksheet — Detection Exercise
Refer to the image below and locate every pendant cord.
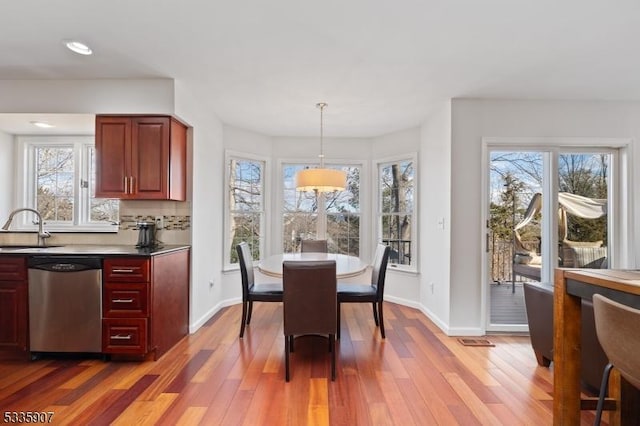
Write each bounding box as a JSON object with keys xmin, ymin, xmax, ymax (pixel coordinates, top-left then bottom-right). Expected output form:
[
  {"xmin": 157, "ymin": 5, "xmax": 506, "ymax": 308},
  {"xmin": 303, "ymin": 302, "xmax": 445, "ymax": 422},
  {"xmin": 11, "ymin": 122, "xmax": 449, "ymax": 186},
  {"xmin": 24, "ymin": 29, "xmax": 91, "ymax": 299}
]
[{"xmin": 317, "ymin": 102, "xmax": 327, "ymax": 168}]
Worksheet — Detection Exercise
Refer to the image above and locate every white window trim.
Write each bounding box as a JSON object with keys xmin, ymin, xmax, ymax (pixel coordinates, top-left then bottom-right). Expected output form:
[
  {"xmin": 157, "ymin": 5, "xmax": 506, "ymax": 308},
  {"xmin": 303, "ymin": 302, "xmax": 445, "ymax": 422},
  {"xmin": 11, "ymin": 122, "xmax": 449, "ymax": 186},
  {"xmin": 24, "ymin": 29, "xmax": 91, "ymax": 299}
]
[
  {"xmin": 276, "ymin": 158, "xmax": 367, "ymax": 258},
  {"xmin": 375, "ymin": 152, "xmax": 419, "ymax": 273},
  {"xmin": 223, "ymin": 149, "xmax": 270, "ymax": 270},
  {"xmin": 14, "ymin": 136, "xmax": 118, "ymax": 233}
]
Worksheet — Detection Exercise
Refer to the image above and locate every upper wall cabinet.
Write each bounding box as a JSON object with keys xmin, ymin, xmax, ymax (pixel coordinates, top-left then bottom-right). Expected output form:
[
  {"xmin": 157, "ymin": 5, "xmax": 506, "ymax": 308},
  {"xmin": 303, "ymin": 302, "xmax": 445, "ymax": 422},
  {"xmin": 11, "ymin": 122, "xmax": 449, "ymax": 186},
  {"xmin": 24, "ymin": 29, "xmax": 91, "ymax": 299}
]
[{"xmin": 95, "ymin": 115, "xmax": 187, "ymax": 201}]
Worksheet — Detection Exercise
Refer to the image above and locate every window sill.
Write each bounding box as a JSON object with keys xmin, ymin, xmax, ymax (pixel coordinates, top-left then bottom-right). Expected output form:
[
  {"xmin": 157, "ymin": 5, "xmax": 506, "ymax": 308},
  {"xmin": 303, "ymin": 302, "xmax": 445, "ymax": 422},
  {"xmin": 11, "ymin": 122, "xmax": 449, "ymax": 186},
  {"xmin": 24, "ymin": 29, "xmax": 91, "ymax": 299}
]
[{"xmin": 387, "ymin": 264, "xmax": 420, "ymax": 276}]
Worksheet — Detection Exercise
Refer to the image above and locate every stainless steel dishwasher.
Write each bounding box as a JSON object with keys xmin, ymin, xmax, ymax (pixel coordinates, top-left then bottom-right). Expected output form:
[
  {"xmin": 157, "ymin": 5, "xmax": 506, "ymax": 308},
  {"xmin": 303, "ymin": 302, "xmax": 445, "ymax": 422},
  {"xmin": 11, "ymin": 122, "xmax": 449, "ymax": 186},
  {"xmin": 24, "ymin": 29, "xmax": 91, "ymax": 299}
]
[{"xmin": 28, "ymin": 256, "xmax": 103, "ymax": 353}]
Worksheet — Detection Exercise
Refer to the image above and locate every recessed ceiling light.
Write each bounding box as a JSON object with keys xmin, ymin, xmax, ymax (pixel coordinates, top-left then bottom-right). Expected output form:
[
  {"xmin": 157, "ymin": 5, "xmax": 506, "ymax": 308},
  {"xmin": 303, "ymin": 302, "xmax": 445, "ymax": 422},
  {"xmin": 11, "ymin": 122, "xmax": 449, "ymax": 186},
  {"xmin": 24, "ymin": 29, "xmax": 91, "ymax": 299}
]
[
  {"xmin": 63, "ymin": 40, "xmax": 93, "ymax": 56},
  {"xmin": 30, "ymin": 121, "xmax": 55, "ymax": 129}
]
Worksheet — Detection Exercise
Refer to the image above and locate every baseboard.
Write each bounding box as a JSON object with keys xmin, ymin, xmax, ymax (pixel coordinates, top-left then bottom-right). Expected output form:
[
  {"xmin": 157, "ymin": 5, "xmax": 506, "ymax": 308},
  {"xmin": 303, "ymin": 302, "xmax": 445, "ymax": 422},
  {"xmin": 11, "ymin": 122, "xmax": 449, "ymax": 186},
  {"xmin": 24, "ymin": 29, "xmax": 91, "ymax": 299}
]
[
  {"xmin": 189, "ymin": 297, "xmax": 241, "ymax": 334},
  {"xmin": 416, "ymin": 304, "xmax": 484, "ymax": 337},
  {"xmin": 189, "ymin": 295, "xmax": 484, "ymax": 338}
]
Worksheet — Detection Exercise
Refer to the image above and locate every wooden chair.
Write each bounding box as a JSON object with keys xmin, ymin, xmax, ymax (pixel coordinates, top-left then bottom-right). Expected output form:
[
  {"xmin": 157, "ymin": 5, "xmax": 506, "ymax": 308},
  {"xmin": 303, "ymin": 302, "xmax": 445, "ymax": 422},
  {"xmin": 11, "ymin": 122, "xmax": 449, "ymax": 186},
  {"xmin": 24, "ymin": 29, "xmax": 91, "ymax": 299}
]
[
  {"xmin": 236, "ymin": 242, "xmax": 282, "ymax": 338},
  {"xmin": 592, "ymin": 294, "xmax": 640, "ymax": 425},
  {"xmin": 283, "ymin": 260, "xmax": 337, "ymax": 381},
  {"xmin": 337, "ymin": 244, "xmax": 391, "ymax": 339},
  {"xmin": 300, "ymin": 239, "xmax": 328, "ymax": 253}
]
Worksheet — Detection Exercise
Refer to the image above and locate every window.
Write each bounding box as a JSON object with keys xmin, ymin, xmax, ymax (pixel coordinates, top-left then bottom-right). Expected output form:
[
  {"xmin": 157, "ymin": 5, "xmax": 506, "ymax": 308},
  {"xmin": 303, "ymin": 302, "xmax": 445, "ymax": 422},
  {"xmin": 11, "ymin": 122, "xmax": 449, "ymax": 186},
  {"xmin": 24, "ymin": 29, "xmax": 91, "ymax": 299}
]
[
  {"xmin": 225, "ymin": 152, "xmax": 267, "ymax": 267},
  {"xmin": 282, "ymin": 163, "xmax": 361, "ymax": 256},
  {"xmin": 377, "ymin": 155, "xmax": 416, "ymax": 269},
  {"xmin": 16, "ymin": 136, "xmax": 119, "ymax": 232}
]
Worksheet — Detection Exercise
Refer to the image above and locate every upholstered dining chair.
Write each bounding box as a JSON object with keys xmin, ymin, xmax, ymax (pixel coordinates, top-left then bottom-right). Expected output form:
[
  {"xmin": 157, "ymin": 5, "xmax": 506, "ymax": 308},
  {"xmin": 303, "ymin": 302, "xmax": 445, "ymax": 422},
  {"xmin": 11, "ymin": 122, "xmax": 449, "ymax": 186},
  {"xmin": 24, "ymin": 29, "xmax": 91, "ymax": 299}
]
[
  {"xmin": 592, "ymin": 294, "xmax": 640, "ymax": 425},
  {"xmin": 283, "ymin": 260, "xmax": 337, "ymax": 382},
  {"xmin": 236, "ymin": 242, "xmax": 282, "ymax": 338},
  {"xmin": 337, "ymin": 244, "xmax": 391, "ymax": 339},
  {"xmin": 300, "ymin": 239, "xmax": 328, "ymax": 253}
]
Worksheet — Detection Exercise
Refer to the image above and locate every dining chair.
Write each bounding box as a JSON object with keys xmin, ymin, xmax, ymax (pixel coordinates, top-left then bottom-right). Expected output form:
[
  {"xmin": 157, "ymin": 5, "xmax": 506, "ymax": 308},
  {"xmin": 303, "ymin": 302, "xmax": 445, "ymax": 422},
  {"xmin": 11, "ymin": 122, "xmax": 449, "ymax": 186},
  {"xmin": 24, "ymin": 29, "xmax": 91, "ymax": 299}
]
[
  {"xmin": 300, "ymin": 239, "xmax": 328, "ymax": 253},
  {"xmin": 283, "ymin": 260, "xmax": 337, "ymax": 382},
  {"xmin": 337, "ymin": 244, "xmax": 391, "ymax": 339},
  {"xmin": 592, "ymin": 294, "xmax": 640, "ymax": 425},
  {"xmin": 236, "ymin": 242, "xmax": 283, "ymax": 338}
]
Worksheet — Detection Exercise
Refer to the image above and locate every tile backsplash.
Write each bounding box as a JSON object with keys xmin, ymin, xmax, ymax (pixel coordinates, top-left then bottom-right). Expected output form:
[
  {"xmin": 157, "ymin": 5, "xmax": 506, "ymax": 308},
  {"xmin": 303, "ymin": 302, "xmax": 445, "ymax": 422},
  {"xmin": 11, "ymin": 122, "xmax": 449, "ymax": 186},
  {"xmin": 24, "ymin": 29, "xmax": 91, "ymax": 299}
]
[
  {"xmin": 119, "ymin": 215, "xmax": 191, "ymax": 231},
  {"xmin": 0, "ymin": 200, "xmax": 192, "ymax": 246}
]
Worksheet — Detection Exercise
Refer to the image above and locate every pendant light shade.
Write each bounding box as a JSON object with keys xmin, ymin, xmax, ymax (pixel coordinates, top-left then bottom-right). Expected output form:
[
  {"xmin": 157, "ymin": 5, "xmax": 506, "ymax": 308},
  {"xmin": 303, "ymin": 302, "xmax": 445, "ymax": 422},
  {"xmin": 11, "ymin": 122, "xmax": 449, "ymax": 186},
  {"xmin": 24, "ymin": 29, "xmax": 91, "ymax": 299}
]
[
  {"xmin": 295, "ymin": 102, "xmax": 347, "ymax": 192},
  {"xmin": 295, "ymin": 168, "xmax": 347, "ymax": 192}
]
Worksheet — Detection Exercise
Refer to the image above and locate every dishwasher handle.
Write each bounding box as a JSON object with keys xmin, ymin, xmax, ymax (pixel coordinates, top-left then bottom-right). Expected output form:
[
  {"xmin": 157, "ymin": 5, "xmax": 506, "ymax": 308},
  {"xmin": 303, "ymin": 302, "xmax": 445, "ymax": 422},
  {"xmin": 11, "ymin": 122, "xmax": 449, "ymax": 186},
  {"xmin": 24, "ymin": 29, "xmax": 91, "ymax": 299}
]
[{"xmin": 28, "ymin": 256, "xmax": 102, "ymax": 271}]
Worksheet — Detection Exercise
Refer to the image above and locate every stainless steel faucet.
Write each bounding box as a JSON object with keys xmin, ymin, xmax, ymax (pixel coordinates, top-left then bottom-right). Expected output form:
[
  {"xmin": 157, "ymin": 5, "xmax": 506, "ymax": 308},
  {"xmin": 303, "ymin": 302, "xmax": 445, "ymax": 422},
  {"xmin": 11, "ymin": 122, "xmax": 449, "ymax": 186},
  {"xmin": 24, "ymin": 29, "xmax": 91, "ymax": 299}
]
[{"xmin": 1, "ymin": 208, "xmax": 51, "ymax": 246}]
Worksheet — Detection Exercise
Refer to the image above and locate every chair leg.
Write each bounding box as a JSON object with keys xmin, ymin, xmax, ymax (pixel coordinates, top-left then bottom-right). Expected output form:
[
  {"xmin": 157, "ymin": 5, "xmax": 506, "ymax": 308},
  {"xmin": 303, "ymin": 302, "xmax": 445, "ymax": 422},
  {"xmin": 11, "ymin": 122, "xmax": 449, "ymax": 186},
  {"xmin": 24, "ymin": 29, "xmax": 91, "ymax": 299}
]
[
  {"xmin": 372, "ymin": 302, "xmax": 379, "ymax": 326},
  {"xmin": 330, "ymin": 334, "xmax": 336, "ymax": 381},
  {"xmin": 239, "ymin": 301, "xmax": 248, "ymax": 338},
  {"xmin": 594, "ymin": 363, "xmax": 614, "ymax": 426},
  {"xmin": 378, "ymin": 301, "xmax": 385, "ymax": 339},
  {"xmin": 285, "ymin": 335, "xmax": 291, "ymax": 382},
  {"xmin": 337, "ymin": 303, "xmax": 341, "ymax": 339},
  {"xmin": 247, "ymin": 301, "xmax": 254, "ymax": 324},
  {"xmin": 289, "ymin": 335, "xmax": 294, "ymax": 353}
]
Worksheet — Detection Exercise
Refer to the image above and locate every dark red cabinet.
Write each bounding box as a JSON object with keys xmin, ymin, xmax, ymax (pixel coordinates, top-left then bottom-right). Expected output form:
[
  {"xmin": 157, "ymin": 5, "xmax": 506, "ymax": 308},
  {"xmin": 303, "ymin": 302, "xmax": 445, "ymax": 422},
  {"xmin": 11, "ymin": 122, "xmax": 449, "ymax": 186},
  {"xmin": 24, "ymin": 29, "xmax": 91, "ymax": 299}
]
[{"xmin": 95, "ymin": 115, "xmax": 187, "ymax": 201}]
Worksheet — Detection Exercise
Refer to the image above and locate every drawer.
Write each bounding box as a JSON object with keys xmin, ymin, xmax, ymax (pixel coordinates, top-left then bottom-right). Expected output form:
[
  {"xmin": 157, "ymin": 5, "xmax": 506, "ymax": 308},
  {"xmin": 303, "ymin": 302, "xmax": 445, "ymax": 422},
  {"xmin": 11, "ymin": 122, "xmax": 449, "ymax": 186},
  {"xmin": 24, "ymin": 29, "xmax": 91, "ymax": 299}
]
[
  {"xmin": 0, "ymin": 257, "xmax": 27, "ymax": 281},
  {"xmin": 103, "ymin": 283, "xmax": 149, "ymax": 317},
  {"xmin": 102, "ymin": 318, "xmax": 148, "ymax": 354},
  {"xmin": 104, "ymin": 258, "xmax": 149, "ymax": 282}
]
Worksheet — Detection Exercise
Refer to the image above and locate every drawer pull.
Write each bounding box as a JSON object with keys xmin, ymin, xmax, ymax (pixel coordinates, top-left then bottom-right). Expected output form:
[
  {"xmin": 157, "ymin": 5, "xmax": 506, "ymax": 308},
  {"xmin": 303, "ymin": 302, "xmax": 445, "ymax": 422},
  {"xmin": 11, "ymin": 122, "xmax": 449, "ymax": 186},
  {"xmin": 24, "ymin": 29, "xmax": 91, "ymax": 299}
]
[
  {"xmin": 111, "ymin": 334, "xmax": 133, "ymax": 340},
  {"xmin": 112, "ymin": 268, "xmax": 135, "ymax": 273},
  {"xmin": 112, "ymin": 298, "xmax": 134, "ymax": 303}
]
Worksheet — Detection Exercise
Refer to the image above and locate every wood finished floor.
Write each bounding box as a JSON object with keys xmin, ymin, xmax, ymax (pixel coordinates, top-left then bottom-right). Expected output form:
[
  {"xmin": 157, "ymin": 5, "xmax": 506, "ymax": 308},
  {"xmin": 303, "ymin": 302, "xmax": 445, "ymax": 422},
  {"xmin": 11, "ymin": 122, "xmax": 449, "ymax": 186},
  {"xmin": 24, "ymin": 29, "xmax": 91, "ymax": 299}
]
[{"xmin": 0, "ymin": 302, "xmax": 602, "ymax": 425}]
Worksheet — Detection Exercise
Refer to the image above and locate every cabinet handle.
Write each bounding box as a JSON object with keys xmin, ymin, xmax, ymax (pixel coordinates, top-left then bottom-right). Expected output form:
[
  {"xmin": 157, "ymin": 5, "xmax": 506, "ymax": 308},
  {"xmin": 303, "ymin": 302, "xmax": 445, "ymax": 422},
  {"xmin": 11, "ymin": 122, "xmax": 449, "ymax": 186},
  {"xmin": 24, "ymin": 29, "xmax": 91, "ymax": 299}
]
[
  {"xmin": 111, "ymin": 334, "xmax": 133, "ymax": 340},
  {"xmin": 123, "ymin": 176, "xmax": 129, "ymax": 194},
  {"xmin": 112, "ymin": 298, "xmax": 134, "ymax": 303},
  {"xmin": 112, "ymin": 268, "xmax": 135, "ymax": 273},
  {"xmin": 130, "ymin": 176, "xmax": 135, "ymax": 194}
]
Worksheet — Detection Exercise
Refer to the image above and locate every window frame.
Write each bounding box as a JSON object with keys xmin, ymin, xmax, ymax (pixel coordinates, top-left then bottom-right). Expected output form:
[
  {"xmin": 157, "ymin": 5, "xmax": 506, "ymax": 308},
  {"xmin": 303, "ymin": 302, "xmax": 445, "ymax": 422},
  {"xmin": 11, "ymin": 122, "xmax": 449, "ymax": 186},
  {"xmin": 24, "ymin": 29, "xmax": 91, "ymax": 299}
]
[
  {"xmin": 279, "ymin": 159, "xmax": 364, "ymax": 256},
  {"xmin": 14, "ymin": 136, "xmax": 118, "ymax": 233},
  {"xmin": 223, "ymin": 150, "xmax": 270, "ymax": 270},
  {"xmin": 375, "ymin": 153, "xmax": 419, "ymax": 273}
]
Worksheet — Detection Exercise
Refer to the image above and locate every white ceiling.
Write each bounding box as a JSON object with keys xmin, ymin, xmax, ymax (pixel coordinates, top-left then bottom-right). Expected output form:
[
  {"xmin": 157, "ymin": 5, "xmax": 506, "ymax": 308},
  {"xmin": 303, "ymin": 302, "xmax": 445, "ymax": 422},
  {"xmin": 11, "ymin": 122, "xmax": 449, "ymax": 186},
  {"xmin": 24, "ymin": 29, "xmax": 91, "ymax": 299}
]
[{"xmin": 2, "ymin": 0, "xmax": 640, "ymax": 137}]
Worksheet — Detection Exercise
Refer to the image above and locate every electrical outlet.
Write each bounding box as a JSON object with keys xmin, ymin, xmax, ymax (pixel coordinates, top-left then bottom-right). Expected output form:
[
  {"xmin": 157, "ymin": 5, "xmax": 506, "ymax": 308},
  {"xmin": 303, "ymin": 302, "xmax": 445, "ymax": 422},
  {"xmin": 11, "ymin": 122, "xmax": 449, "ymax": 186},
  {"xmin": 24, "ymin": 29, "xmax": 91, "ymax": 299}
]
[
  {"xmin": 209, "ymin": 279, "xmax": 215, "ymax": 288},
  {"xmin": 155, "ymin": 215, "xmax": 164, "ymax": 230}
]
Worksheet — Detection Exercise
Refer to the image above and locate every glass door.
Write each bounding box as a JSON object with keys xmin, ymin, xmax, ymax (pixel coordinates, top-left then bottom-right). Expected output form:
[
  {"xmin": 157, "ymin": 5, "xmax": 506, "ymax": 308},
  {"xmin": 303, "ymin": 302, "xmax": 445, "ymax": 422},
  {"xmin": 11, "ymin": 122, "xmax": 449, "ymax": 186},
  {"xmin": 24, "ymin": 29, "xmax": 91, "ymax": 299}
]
[
  {"xmin": 487, "ymin": 148, "xmax": 613, "ymax": 331},
  {"xmin": 488, "ymin": 151, "xmax": 543, "ymax": 328}
]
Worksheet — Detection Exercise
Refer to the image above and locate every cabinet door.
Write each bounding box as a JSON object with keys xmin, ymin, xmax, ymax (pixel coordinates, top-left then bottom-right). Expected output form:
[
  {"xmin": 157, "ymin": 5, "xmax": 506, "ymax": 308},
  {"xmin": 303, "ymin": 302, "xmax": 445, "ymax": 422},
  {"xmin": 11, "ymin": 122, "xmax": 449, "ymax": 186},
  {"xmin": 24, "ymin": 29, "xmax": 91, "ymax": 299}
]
[
  {"xmin": 95, "ymin": 116, "xmax": 132, "ymax": 198},
  {"xmin": 0, "ymin": 281, "xmax": 27, "ymax": 350},
  {"xmin": 131, "ymin": 117, "xmax": 170, "ymax": 199}
]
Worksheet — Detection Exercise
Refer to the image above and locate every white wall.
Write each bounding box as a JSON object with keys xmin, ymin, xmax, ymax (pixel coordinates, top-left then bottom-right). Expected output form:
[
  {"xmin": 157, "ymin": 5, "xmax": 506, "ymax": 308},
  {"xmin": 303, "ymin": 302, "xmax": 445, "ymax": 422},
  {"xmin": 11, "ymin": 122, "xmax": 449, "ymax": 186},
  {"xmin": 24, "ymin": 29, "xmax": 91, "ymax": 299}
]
[
  {"xmin": 172, "ymin": 80, "xmax": 228, "ymax": 332},
  {"xmin": 448, "ymin": 99, "xmax": 640, "ymax": 333},
  {"xmin": 0, "ymin": 80, "xmax": 174, "ymax": 114},
  {"xmin": 419, "ymin": 101, "xmax": 452, "ymax": 331},
  {"xmin": 0, "ymin": 130, "xmax": 13, "ymax": 216}
]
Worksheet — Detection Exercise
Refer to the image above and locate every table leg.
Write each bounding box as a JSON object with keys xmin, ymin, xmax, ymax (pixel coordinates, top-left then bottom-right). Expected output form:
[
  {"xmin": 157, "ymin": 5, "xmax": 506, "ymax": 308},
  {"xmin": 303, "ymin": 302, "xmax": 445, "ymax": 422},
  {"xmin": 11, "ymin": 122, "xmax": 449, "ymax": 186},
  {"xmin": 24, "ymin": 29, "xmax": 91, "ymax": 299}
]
[{"xmin": 553, "ymin": 269, "xmax": 581, "ymax": 425}]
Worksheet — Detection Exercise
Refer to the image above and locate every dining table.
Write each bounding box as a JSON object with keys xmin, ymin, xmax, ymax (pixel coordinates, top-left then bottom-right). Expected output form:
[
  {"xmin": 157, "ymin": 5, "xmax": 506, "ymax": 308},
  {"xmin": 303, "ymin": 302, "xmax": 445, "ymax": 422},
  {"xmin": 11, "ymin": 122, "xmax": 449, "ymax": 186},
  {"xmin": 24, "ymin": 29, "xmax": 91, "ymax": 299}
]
[
  {"xmin": 553, "ymin": 268, "xmax": 640, "ymax": 425},
  {"xmin": 258, "ymin": 252, "xmax": 368, "ymax": 279}
]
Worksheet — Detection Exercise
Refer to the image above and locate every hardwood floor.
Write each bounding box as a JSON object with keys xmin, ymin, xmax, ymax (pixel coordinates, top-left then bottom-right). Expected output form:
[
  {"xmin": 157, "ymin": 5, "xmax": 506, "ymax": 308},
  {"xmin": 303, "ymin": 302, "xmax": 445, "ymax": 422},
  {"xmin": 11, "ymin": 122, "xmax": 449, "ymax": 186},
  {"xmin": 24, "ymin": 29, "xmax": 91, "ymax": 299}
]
[{"xmin": 0, "ymin": 302, "xmax": 601, "ymax": 425}]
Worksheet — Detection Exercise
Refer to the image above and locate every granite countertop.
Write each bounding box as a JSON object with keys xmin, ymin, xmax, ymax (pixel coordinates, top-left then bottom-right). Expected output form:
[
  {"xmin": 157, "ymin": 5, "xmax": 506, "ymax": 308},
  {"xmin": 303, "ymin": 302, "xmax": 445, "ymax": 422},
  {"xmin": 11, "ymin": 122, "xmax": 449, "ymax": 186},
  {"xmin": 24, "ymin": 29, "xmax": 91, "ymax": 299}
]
[{"xmin": 0, "ymin": 244, "xmax": 190, "ymax": 256}]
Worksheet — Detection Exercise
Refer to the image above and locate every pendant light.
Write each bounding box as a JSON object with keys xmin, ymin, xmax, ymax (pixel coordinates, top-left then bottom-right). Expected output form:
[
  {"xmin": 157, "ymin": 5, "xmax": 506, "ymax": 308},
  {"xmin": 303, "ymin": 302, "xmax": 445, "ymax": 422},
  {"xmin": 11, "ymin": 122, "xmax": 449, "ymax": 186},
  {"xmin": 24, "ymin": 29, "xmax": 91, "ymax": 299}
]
[{"xmin": 295, "ymin": 103, "xmax": 347, "ymax": 192}]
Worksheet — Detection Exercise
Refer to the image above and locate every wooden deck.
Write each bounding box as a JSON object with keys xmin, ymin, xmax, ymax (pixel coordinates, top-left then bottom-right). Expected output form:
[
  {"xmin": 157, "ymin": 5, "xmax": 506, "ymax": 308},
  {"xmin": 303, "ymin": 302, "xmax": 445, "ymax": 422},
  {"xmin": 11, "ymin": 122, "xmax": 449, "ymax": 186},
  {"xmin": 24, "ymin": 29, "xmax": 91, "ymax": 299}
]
[{"xmin": 490, "ymin": 282, "xmax": 528, "ymax": 325}]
